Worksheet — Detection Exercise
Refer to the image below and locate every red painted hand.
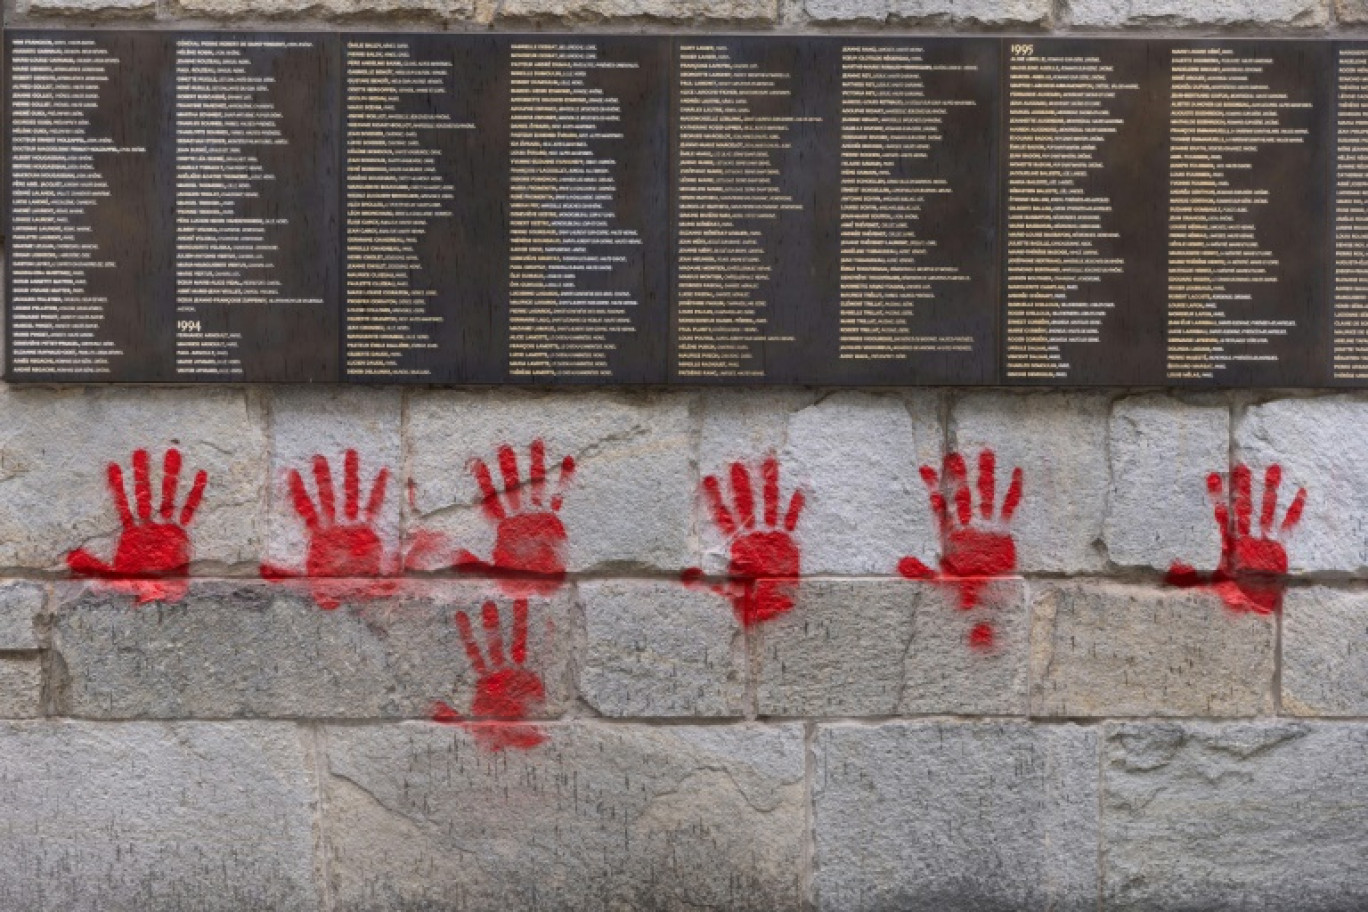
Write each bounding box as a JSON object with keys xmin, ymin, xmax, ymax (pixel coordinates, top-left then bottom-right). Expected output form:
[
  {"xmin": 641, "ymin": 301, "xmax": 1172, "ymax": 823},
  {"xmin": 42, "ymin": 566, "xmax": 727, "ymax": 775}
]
[
  {"xmin": 898, "ymin": 450, "xmax": 1022, "ymax": 648},
  {"xmin": 683, "ymin": 456, "xmax": 805, "ymax": 627},
  {"xmin": 67, "ymin": 449, "xmax": 208, "ymax": 604},
  {"xmin": 1166, "ymin": 464, "xmax": 1306, "ymax": 614},
  {"xmin": 432, "ymin": 598, "xmax": 547, "ymax": 752},
  {"xmin": 260, "ymin": 450, "xmax": 396, "ymax": 609},
  {"xmin": 454, "ymin": 440, "xmax": 575, "ymax": 598}
]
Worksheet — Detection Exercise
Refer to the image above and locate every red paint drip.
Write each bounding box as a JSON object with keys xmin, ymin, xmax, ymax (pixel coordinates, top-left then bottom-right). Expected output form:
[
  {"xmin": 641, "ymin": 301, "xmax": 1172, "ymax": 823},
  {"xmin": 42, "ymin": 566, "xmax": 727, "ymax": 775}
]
[{"xmin": 969, "ymin": 622, "xmax": 995, "ymax": 650}]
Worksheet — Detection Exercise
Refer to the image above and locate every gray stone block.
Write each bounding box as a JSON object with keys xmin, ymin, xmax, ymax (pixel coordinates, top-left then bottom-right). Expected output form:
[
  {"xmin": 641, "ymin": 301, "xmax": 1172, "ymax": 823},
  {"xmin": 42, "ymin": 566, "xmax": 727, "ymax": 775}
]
[
  {"xmin": 755, "ymin": 579, "xmax": 1028, "ymax": 716},
  {"xmin": 50, "ymin": 580, "xmax": 573, "ymax": 720},
  {"xmin": 804, "ymin": 0, "xmax": 1051, "ymax": 24},
  {"xmin": 1105, "ymin": 394, "xmax": 1228, "ymax": 572},
  {"xmin": 951, "ymin": 392, "xmax": 1110, "ymax": 574},
  {"xmin": 0, "ymin": 386, "xmax": 267, "ymax": 573},
  {"xmin": 1341, "ymin": 0, "xmax": 1368, "ymax": 21},
  {"xmin": 1235, "ymin": 396, "xmax": 1368, "ymax": 574},
  {"xmin": 407, "ymin": 390, "xmax": 695, "ymax": 576},
  {"xmin": 814, "ymin": 722, "xmax": 1099, "ymax": 911},
  {"xmin": 1104, "ymin": 722, "xmax": 1368, "ymax": 910},
  {"xmin": 1065, "ymin": 0, "xmax": 1328, "ymax": 27},
  {"xmin": 577, "ymin": 580, "xmax": 746, "ymax": 717},
  {"xmin": 323, "ymin": 721, "xmax": 806, "ymax": 911},
  {"xmin": 1282, "ymin": 586, "xmax": 1368, "ymax": 715},
  {"xmin": 22, "ymin": 0, "xmax": 155, "ymax": 15},
  {"xmin": 0, "ymin": 582, "xmax": 44, "ymax": 650},
  {"xmin": 500, "ymin": 0, "xmax": 777, "ymax": 19},
  {"xmin": 0, "ymin": 658, "xmax": 42, "ymax": 718},
  {"xmin": 1031, "ymin": 581, "xmax": 1275, "ymax": 717},
  {"xmin": 0, "ymin": 721, "xmax": 318, "ymax": 911},
  {"xmin": 175, "ymin": 0, "xmax": 475, "ymax": 16}
]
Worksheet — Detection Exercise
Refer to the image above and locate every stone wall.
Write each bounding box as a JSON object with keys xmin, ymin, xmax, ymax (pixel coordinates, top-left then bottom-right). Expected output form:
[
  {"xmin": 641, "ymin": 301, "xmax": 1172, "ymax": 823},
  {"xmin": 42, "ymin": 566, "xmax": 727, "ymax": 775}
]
[{"xmin": 5, "ymin": 1, "xmax": 1368, "ymax": 909}]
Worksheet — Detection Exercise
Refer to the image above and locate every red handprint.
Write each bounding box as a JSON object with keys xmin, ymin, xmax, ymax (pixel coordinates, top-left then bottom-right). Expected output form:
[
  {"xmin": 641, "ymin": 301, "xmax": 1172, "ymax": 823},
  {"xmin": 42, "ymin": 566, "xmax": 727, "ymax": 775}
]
[
  {"xmin": 431, "ymin": 598, "xmax": 547, "ymax": 752},
  {"xmin": 260, "ymin": 449, "xmax": 397, "ymax": 609},
  {"xmin": 682, "ymin": 456, "xmax": 805, "ymax": 627},
  {"xmin": 899, "ymin": 450, "xmax": 1022, "ymax": 648},
  {"xmin": 67, "ymin": 448, "xmax": 208, "ymax": 605},
  {"xmin": 454, "ymin": 440, "xmax": 575, "ymax": 598},
  {"xmin": 1166, "ymin": 464, "xmax": 1306, "ymax": 615}
]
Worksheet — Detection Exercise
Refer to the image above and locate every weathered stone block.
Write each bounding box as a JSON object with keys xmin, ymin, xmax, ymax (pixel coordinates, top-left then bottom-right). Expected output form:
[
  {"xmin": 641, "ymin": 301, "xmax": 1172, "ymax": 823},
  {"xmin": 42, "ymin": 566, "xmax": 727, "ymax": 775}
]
[
  {"xmin": 1105, "ymin": 394, "xmax": 1228, "ymax": 572},
  {"xmin": 814, "ymin": 722, "xmax": 1099, "ymax": 911},
  {"xmin": 0, "ymin": 658, "xmax": 42, "ymax": 718},
  {"xmin": 0, "ymin": 387, "xmax": 267, "ymax": 573},
  {"xmin": 0, "ymin": 582, "xmax": 44, "ymax": 650},
  {"xmin": 407, "ymin": 390, "xmax": 695, "ymax": 576},
  {"xmin": 1340, "ymin": 0, "xmax": 1368, "ymax": 21},
  {"xmin": 951, "ymin": 392, "xmax": 1110, "ymax": 573},
  {"xmin": 1235, "ymin": 396, "xmax": 1368, "ymax": 573},
  {"xmin": 175, "ymin": 0, "xmax": 473, "ymax": 17},
  {"xmin": 755, "ymin": 579, "xmax": 1028, "ymax": 716},
  {"xmin": 1031, "ymin": 581, "xmax": 1275, "ymax": 717},
  {"xmin": 1065, "ymin": 0, "xmax": 1328, "ymax": 27},
  {"xmin": 1104, "ymin": 722, "xmax": 1368, "ymax": 910},
  {"xmin": 323, "ymin": 722, "xmax": 806, "ymax": 911},
  {"xmin": 577, "ymin": 580, "xmax": 745, "ymax": 717},
  {"xmin": 1282, "ymin": 586, "xmax": 1368, "ymax": 715},
  {"xmin": 803, "ymin": 0, "xmax": 1051, "ymax": 25},
  {"xmin": 50, "ymin": 580, "xmax": 572, "ymax": 720},
  {"xmin": 21, "ymin": 0, "xmax": 155, "ymax": 16},
  {"xmin": 499, "ymin": 0, "xmax": 777, "ymax": 21},
  {"xmin": 0, "ymin": 721, "xmax": 318, "ymax": 911}
]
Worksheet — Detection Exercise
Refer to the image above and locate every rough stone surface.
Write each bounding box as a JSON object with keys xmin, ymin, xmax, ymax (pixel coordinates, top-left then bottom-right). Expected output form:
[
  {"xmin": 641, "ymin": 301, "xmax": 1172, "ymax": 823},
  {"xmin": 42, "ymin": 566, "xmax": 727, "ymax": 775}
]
[
  {"xmin": 0, "ymin": 387, "xmax": 267, "ymax": 572},
  {"xmin": 814, "ymin": 722, "xmax": 1099, "ymax": 911},
  {"xmin": 802, "ymin": 0, "xmax": 1051, "ymax": 25},
  {"xmin": 1340, "ymin": 0, "xmax": 1368, "ymax": 22},
  {"xmin": 0, "ymin": 721, "xmax": 318, "ymax": 911},
  {"xmin": 1105, "ymin": 394, "xmax": 1228, "ymax": 572},
  {"xmin": 755, "ymin": 579, "xmax": 1028, "ymax": 716},
  {"xmin": 577, "ymin": 580, "xmax": 746, "ymax": 717},
  {"xmin": 1065, "ymin": 0, "xmax": 1329, "ymax": 27},
  {"xmin": 501, "ymin": 0, "xmax": 777, "ymax": 20},
  {"xmin": 323, "ymin": 722, "xmax": 806, "ymax": 911},
  {"xmin": 21, "ymin": 0, "xmax": 155, "ymax": 15},
  {"xmin": 264, "ymin": 387, "xmax": 403, "ymax": 577},
  {"xmin": 951, "ymin": 392, "xmax": 1110, "ymax": 574},
  {"xmin": 774, "ymin": 391, "xmax": 941, "ymax": 576},
  {"xmin": 407, "ymin": 390, "xmax": 695, "ymax": 575},
  {"xmin": 1282, "ymin": 586, "xmax": 1368, "ymax": 715},
  {"xmin": 0, "ymin": 658, "xmax": 42, "ymax": 718},
  {"xmin": 1104, "ymin": 722, "xmax": 1368, "ymax": 910},
  {"xmin": 50, "ymin": 580, "xmax": 573, "ymax": 720},
  {"xmin": 1031, "ymin": 581, "xmax": 1275, "ymax": 717},
  {"xmin": 175, "ymin": 0, "xmax": 473, "ymax": 16},
  {"xmin": 0, "ymin": 582, "xmax": 44, "ymax": 650},
  {"xmin": 1235, "ymin": 396, "xmax": 1368, "ymax": 573}
]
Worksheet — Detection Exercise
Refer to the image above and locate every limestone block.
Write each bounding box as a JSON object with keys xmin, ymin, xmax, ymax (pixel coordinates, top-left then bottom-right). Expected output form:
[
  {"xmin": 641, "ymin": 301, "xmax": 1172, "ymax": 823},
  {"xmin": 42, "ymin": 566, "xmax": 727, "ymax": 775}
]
[
  {"xmin": 0, "ymin": 658, "xmax": 42, "ymax": 718},
  {"xmin": 0, "ymin": 721, "xmax": 318, "ymax": 911},
  {"xmin": 499, "ymin": 0, "xmax": 778, "ymax": 22},
  {"xmin": 814, "ymin": 721, "xmax": 1099, "ymax": 911},
  {"xmin": 323, "ymin": 722, "xmax": 806, "ymax": 910},
  {"xmin": 755, "ymin": 579, "xmax": 1028, "ymax": 716},
  {"xmin": 1065, "ymin": 0, "xmax": 1328, "ymax": 27},
  {"xmin": 1105, "ymin": 394, "xmax": 1228, "ymax": 572},
  {"xmin": 22, "ymin": 0, "xmax": 155, "ymax": 16},
  {"xmin": 1282, "ymin": 586, "xmax": 1368, "ymax": 715},
  {"xmin": 577, "ymin": 580, "xmax": 746, "ymax": 717},
  {"xmin": 1030, "ymin": 581, "xmax": 1275, "ymax": 717},
  {"xmin": 803, "ymin": 0, "xmax": 1051, "ymax": 25},
  {"xmin": 0, "ymin": 582, "xmax": 44, "ymax": 650},
  {"xmin": 1103, "ymin": 722, "xmax": 1368, "ymax": 909},
  {"xmin": 175, "ymin": 0, "xmax": 473, "ymax": 17}
]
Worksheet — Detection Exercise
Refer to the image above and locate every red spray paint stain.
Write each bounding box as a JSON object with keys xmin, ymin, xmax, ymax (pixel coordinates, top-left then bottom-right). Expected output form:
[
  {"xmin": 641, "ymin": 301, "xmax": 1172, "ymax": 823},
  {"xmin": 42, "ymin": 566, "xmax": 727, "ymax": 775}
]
[
  {"xmin": 260, "ymin": 449, "xmax": 399, "ymax": 609},
  {"xmin": 454, "ymin": 440, "xmax": 575, "ymax": 598},
  {"xmin": 1166, "ymin": 463, "xmax": 1306, "ymax": 614},
  {"xmin": 682, "ymin": 455, "xmax": 805, "ymax": 627},
  {"xmin": 898, "ymin": 450, "xmax": 1022, "ymax": 647},
  {"xmin": 67, "ymin": 448, "xmax": 208, "ymax": 604},
  {"xmin": 431, "ymin": 597, "xmax": 547, "ymax": 751}
]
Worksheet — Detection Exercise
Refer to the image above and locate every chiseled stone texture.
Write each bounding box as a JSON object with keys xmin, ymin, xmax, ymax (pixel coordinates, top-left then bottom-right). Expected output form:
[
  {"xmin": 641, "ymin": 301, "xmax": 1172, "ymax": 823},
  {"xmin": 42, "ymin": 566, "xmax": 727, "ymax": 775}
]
[
  {"xmin": 500, "ymin": 0, "xmax": 777, "ymax": 20},
  {"xmin": 774, "ymin": 391, "xmax": 942, "ymax": 576},
  {"xmin": 814, "ymin": 722, "xmax": 1099, "ymax": 912},
  {"xmin": 951, "ymin": 392, "xmax": 1110, "ymax": 574},
  {"xmin": 755, "ymin": 579, "xmax": 1028, "ymax": 716},
  {"xmin": 1104, "ymin": 722, "xmax": 1368, "ymax": 910},
  {"xmin": 1341, "ymin": 0, "xmax": 1368, "ymax": 22},
  {"xmin": 1031, "ymin": 581, "xmax": 1274, "ymax": 717},
  {"xmin": 21, "ymin": 0, "xmax": 155, "ymax": 16},
  {"xmin": 0, "ymin": 721, "xmax": 318, "ymax": 911},
  {"xmin": 1065, "ymin": 0, "xmax": 1328, "ymax": 27},
  {"xmin": 0, "ymin": 581, "xmax": 44, "ymax": 650},
  {"xmin": 802, "ymin": 0, "xmax": 1051, "ymax": 26},
  {"xmin": 407, "ymin": 390, "xmax": 695, "ymax": 575},
  {"xmin": 322, "ymin": 722, "xmax": 806, "ymax": 911},
  {"xmin": 1282, "ymin": 586, "xmax": 1368, "ymax": 715},
  {"xmin": 175, "ymin": 0, "xmax": 474, "ymax": 17},
  {"xmin": 577, "ymin": 580, "xmax": 745, "ymax": 717},
  {"xmin": 0, "ymin": 658, "xmax": 42, "ymax": 718},
  {"xmin": 264, "ymin": 387, "xmax": 402, "ymax": 576},
  {"xmin": 1105, "ymin": 394, "xmax": 1228, "ymax": 572},
  {"xmin": 0, "ymin": 387, "xmax": 267, "ymax": 572},
  {"xmin": 1235, "ymin": 396, "xmax": 1368, "ymax": 574},
  {"xmin": 49, "ymin": 580, "xmax": 573, "ymax": 720}
]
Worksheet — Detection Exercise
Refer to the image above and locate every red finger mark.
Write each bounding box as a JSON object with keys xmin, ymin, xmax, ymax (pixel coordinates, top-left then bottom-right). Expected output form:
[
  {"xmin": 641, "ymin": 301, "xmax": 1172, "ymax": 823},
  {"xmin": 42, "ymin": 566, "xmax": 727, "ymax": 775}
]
[
  {"xmin": 977, "ymin": 450, "xmax": 996, "ymax": 520},
  {"xmin": 703, "ymin": 475, "xmax": 737, "ymax": 536},
  {"xmin": 67, "ymin": 548, "xmax": 111, "ymax": 576},
  {"xmin": 1232, "ymin": 464, "xmax": 1253, "ymax": 537},
  {"xmin": 1282, "ymin": 487, "xmax": 1307, "ymax": 533},
  {"xmin": 511, "ymin": 597, "xmax": 529, "ymax": 665},
  {"xmin": 344, "ymin": 450, "xmax": 360, "ymax": 521},
  {"xmin": 365, "ymin": 467, "xmax": 389, "ymax": 522},
  {"xmin": 529, "ymin": 439, "xmax": 547, "ymax": 507},
  {"xmin": 551, "ymin": 455, "xmax": 576, "ymax": 512},
  {"xmin": 454, "ymin": 610, "xmax": 487, "ymax": 675},
  {"xmin": 159, "ymin": 449, "xmax": 182, "ymax": 521},
  {"xmin": 481, "ymin": 600, "xmax": 506, "ymax": 668},
  {"xmin": 1259, "ymin": 465, "xmax": 1282, "ymax": 535},
  {"xmin": 288, "ymin": 469, "xmax": 320, "ymax": 531},
  {"xmin": 313, "ymin": 455, "xmax": 337, "ymax": 524},
  {"xmin": 731, "ymin": 462, "xmax": 755, "ymax": 529},
  {"xmin": 920, "ymin": 465, "xmax": 948, "ymax": 534},
  {"xmin": 498, "ymin": 445, "xmax": 521, "ymax": 514},
  {"xmin": 107, "ymin": 463, "xmax": 134, "ymax": 529},
  {"xmin": 762, "ymin": 456, "xmax": 779, "ymax": 527},
  {"xmin": 132, "ymin": 449, "xmax": 153, "ymax": 522},
  {"xmin": 180, "ymin": 470, "xmax": 208, "ymax": 527},
  {"xmin": 1207, "ymin": 473, "xmax": 1231, "ymax": 545},
  {"xmin": 946, "ymin": 453, "xmax": 971, "ymax": 526},
  {"xmin": 472, "ymin": 460, "xmax": 506, "ymax": 521},
  {"xmin": 969, "ymin": 622, "xmax": 994, "ymax": 650},
  {"xmin": 1000, "ymin": 467, "xmax": 1024, "ymax": 522},
  {"xmin": 784, "ymin": 489, "xmax": 805, "ymax": 533}
]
